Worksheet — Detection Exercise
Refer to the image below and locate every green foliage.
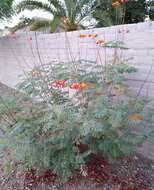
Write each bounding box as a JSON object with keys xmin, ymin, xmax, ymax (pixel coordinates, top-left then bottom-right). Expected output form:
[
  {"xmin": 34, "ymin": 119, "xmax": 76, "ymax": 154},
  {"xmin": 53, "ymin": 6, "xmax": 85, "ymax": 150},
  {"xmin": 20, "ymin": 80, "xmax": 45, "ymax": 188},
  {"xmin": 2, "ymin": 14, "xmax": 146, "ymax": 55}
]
[
  {"xmin": 93, "ymin": 0, "xmax": 148, "ymax": 27},
  {"xmin": 0, "ymin": 59, "xmax": 153, "ymax": 180},
  {"xmin": 102, "ymin": 41, "xmax": 129, "ymax": 49},
  {"xmin": 10, "ymin": 16, "xmax": 33, "ymax": 33},
  {"xmin": 0, "ymin": 0, "xmax": 14, "ymax": 20},
  {"xmin": 149, "ymin": 0, "xmax": 154, "ymax": 20},
  {"xmin": 124, "ymin": 0, "xmax": 147, "ymax": 24},
  {"xmin": 15, "ymin": 0, "xmax": 95, "ymax": 32}
]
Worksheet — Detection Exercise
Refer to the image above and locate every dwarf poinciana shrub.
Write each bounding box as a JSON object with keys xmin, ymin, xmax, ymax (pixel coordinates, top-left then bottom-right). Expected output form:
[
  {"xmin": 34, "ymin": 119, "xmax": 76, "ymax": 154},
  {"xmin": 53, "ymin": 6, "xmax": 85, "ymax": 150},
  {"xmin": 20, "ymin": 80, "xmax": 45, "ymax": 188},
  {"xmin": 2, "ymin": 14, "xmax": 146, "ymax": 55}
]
[{"xmin": 0, "ymin": 60, "xmax": 153, "ymax": 179}]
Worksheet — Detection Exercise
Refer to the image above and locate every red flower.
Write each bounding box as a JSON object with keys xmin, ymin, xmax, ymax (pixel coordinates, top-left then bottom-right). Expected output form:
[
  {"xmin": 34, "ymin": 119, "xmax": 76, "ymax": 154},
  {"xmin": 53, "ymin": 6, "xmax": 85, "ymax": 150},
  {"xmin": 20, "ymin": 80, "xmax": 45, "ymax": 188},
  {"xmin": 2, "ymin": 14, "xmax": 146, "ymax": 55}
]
[
  {"xmin": 71, "ymin": 83, "xmax": 81, "ymax": 90},
  {"xmin": 96, "ymin": 39, "xmax": 105, "ymax": 45},
  {"xmin": 55, "ymin": 80, "xmax": 65, "ymax": 88}
]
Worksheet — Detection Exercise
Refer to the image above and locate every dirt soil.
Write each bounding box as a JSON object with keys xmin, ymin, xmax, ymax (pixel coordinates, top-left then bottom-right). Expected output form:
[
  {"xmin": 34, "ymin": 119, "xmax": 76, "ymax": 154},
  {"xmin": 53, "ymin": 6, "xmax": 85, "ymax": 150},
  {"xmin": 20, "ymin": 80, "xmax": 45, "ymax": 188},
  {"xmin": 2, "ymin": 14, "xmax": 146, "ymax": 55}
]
[{"xmin": 0, "ymin": 152, "xmax": 154, "ymax": 190}]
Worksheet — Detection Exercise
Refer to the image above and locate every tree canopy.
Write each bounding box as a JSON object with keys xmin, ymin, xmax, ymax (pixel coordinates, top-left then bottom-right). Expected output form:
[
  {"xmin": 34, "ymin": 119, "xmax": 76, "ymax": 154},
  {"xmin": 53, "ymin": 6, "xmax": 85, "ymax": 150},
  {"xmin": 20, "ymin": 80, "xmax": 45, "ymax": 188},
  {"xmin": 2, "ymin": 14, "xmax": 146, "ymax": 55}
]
[
  {"xmin": 149, "ymin": 0, "xmax": 154, "ymax": 20},
  {"xmin": 93, "ymin": 0, "xmax": 148, "ymax": 27},
  {"xmin": 0, "ymin": 0, "xmax": 14, "ymax": 20},
  {"xmin": 5, "ymin": 0, "xmax": 153, "ymax": 33},
  {"xmin": 16, "ymin": 0, "xmax": 95, "ymax": 32}
]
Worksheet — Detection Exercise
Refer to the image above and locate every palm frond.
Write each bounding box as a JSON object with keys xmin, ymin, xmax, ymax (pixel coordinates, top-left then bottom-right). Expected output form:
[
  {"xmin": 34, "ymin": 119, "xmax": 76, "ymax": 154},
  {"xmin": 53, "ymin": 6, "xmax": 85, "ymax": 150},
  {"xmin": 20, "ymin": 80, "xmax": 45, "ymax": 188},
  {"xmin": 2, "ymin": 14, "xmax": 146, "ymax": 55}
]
[
  {"xmin": 47, "ymin": 0, "xmax": 65, "ymax": 16},
  {"xmin": 75, "ymin": 0, "xmax": 95, "ymax": 23},
  {"xmin": 94, "ymin": 11, "xmax": 113, "ymax": 27},
  {"xmin": 30, "ymin": 20, "xmax": 50, "ymax": 31},
  {"xmin": 16, "ymin": 0, "xmax": 55, "ymax": 14},
  {"xmin": 10, "ymin": 18, "xmax": 33, "ymax": 33},
  {"xmin": 49, "ymin": 16, "xmax": 60, "ymax": 32},
  {"xmin": 15, "ymin": 0, "xmax": 95, "ymax": 32},
  {"xmin": 0, "ymin": 0, "xmax": 14, "ymax": 20}
]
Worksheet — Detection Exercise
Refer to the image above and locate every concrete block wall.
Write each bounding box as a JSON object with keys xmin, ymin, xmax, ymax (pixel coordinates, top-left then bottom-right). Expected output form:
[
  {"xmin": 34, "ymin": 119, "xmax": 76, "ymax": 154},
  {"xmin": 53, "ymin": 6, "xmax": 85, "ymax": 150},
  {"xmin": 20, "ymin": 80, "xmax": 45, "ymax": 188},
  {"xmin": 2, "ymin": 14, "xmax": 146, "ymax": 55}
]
[{"xmin": 0, "ymin": 22, "xmax": 154, "ymax": 100}]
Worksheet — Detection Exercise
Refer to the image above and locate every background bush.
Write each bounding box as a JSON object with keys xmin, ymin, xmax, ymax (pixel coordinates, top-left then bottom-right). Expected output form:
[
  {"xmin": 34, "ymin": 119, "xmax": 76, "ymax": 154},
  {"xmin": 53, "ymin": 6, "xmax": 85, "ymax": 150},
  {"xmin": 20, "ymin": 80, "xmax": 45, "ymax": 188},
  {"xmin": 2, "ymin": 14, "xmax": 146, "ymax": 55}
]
[{"xmin": 0, "ymin": 57, "xmax": 153, "ymax": 180}]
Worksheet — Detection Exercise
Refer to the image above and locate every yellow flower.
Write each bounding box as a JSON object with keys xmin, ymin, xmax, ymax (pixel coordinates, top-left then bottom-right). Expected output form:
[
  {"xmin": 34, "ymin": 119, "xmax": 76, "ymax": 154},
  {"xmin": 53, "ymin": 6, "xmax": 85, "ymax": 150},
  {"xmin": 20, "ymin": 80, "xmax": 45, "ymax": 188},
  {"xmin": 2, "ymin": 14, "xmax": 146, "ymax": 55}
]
[
  {"xmin": 80, "ymin": 34, "xmax": 88, "ymax": 38},
  {"xmin": 130, "ymin": 113, "xmax": 142, "ymax": 121}
]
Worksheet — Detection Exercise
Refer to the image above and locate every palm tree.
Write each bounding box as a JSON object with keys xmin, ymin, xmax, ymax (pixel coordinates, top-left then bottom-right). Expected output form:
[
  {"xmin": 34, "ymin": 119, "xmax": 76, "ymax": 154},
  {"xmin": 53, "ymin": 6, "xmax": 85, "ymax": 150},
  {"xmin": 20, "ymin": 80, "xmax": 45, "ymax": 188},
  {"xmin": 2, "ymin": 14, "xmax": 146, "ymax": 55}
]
[
  {"xmin": 10, "ymin": 16, "xmax": 50, "ymax": 33},
  {"xmin": 15, "ymin": 0, "xmax": 95, "ymax": 32}
]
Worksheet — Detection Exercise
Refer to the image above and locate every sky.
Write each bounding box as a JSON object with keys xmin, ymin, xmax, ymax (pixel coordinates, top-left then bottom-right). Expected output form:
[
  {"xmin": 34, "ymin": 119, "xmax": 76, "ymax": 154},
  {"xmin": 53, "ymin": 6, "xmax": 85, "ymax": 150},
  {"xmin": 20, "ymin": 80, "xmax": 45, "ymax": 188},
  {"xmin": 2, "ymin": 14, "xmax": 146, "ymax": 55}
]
[{"xmin": 0, "ymin": 0, "xmax": 52, "ymax": 29}]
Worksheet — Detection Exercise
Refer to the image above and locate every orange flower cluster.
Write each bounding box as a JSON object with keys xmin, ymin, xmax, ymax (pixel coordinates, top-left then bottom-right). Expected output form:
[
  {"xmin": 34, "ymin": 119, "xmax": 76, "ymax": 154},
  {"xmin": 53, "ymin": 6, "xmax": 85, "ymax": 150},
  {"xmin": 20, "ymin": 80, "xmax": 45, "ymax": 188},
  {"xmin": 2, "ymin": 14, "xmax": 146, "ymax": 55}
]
[
  {"xmin": 55, "ymin": 80, "xmax": 65, "ymax": 88},
  {"xmin": 79, "ymin": 33, "xmax": 105, "ymax": 46},
  {"xmin": 112, "ymin": 1, "xmax": 121, "ymax": 8},
  {"xmin": 71, "ymin": 82, "xmax": 81, "ymax": 90},
  {"xmin": 71, "ymin": 82, "xmax": 89, "ymax": 90},
  {"xmin": 130, "ymin": 113, "xmax": 142, "ymax": 121},
  {"xmin": 54, "ymin": 80, "xmax": 89, "ymax": 90},
  {"xmin": 32, "ymin": 70, "xmax": 41, "ymax": 77},
  {"xmin": 79, "ymin": 34, "xmax": 98, "ymax": 38},
  {"xmin": 112, "ymin": 0, "xmax": 128, "ymax": 8}
]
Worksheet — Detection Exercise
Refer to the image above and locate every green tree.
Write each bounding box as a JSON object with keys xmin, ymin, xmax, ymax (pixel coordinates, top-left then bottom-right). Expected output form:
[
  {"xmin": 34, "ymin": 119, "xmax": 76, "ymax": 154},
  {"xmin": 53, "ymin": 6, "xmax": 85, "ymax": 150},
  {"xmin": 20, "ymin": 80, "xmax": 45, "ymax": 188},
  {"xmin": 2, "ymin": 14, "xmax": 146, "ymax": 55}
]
[
  {"xmin": 149, "ymin": 0, "xmax": 154, "ymax": 20},
  {"xmin": 16, "ymin": 0, "xmax": 95, "ymax": 32},
  {"xmin": 0, "ymin": 0, "xmax": 14, "ymax": 20},
  {"xmin": 93, "ymin": 0, "xmax": 147, "ymax": 27},
  {"xmin": 124, "ymin": 0, "xmax": 147, "ymax": 24},
  {"xmin": 93, "ymin": 0, "xmax": 113, "ymax": 27}
]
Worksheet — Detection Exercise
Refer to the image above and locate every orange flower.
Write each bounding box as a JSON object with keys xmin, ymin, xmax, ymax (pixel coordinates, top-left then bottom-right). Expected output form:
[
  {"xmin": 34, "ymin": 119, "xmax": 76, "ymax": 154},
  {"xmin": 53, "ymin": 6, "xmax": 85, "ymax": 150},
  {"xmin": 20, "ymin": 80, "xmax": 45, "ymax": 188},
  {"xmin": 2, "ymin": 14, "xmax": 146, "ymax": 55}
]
[
  {"xmin": 80, "ymin": 34, "xmax": 88, "ymax": 38},
  {"xmin": 81, "ymin": 82, "xmax": 89, "ymax": 90},
  {"xmin": 112, "ymin": 1, "xmax": 121, "ymax": 8},
  {"xmin": 80, "ymin": 34, "xmax": 98, "ymax": 38},
  {"xmin": 32, "ymin": 70, "xmax": 41, "ymax": 77},
  {"xmin": 71, "ymin": 82, "xmax": 81, "ymax": 90},
  {"xmin": 55, "ymin": 80, "xmax": 65, "ymax": 88},
  {"xmin": 88, "ymin": 34, "xmax": 98, "ymax": 38},
  {"xmin": 130, "ymin": 113, "xmax": 142, "ymax": 121},
  {"xmin": 93, "ymin": 34, "xmax": 98, "ymax": 38},
  {"xmin": 96, "ymin": 39, "xmax": 105, "ymax": 45}
]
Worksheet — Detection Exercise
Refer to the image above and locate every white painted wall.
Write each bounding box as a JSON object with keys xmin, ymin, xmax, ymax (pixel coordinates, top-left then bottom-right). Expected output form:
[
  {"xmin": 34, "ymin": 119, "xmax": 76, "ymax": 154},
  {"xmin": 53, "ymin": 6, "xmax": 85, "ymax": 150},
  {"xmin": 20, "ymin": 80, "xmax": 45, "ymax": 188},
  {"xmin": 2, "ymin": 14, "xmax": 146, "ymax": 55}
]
[{"xmin": 0, "ymin": 22, "xmax": 154, "ymax": 99}]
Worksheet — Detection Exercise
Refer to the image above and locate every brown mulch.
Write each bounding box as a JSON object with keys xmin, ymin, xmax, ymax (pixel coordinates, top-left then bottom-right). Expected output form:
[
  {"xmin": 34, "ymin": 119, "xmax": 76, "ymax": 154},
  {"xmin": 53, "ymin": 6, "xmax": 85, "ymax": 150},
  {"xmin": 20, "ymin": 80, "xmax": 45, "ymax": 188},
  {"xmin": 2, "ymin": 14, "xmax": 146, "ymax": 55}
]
[{"xmin": 0, "ymin": 153, "xmax": 154, "ymax": 190}]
